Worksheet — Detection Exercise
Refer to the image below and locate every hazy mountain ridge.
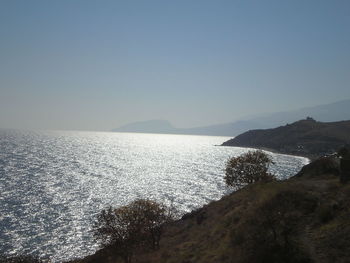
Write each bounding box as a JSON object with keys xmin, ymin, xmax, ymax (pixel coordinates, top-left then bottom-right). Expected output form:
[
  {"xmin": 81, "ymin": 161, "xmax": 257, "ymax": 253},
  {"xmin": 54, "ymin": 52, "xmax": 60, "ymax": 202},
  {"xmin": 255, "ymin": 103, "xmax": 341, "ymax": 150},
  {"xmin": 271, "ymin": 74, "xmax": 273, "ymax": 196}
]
[
  {"xmin": 113, "ymin": 119, "xmax": 260, "ymax": 136},
  {"xmin": 247, "ymin": 99, "xmax": 350, "ymax": 128},
  {"xmin": 112, "ymin": 99, "xmax": 350, "ymax": 136}
]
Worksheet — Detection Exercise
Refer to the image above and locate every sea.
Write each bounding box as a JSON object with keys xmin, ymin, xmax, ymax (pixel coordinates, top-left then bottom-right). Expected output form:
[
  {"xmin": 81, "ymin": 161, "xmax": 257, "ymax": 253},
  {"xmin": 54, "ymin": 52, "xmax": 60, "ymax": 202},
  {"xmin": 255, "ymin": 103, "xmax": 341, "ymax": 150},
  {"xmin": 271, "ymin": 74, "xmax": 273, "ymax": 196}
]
[{"xmin": 0, "ymin": 129, "xmax": 309, "ymax": 262}]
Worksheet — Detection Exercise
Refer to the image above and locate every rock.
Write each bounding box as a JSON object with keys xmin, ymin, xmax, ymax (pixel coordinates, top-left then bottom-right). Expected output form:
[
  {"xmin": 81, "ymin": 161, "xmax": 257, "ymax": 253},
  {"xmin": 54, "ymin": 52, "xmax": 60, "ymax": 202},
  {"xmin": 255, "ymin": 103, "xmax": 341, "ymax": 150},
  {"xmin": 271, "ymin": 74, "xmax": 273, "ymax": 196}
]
[{"xmin": 295, "ymin": 156, "xmax": 340, "ymax": 178}]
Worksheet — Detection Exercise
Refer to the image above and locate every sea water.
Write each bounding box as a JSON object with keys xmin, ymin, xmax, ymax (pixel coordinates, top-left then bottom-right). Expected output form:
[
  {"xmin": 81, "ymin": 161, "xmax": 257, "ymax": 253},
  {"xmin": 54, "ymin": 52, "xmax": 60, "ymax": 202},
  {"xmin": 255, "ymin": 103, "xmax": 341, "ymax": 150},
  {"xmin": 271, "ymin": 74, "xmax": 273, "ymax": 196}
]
[{"xmin": 0, "ymin": 130, "xmax": 309, "ymax": 262}]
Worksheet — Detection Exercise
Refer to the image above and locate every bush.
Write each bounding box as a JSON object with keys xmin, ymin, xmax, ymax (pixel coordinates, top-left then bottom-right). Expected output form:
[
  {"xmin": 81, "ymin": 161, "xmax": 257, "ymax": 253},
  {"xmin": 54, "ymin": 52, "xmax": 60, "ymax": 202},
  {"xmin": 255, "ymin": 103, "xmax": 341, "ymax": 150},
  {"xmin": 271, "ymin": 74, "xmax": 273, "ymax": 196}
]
[
  {"xmin": 225, "ymin": 150, "xmax": 275, "ymax": 189},
  {"xmin": 93, "ymin": 199, "xmax": 174, "ymax": 263}
]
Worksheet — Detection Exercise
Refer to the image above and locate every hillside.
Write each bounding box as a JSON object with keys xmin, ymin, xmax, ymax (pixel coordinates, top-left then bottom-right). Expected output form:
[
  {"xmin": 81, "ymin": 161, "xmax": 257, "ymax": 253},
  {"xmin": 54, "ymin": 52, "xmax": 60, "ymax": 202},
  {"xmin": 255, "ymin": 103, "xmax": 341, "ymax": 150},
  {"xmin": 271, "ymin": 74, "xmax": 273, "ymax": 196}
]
[
  {"xmin": 71, "ymin": 157, "xmax": 350, "ymax": 263},
  {"xmin": 221, "ymin": 118, "xmax": 350, "ymax": 159}
]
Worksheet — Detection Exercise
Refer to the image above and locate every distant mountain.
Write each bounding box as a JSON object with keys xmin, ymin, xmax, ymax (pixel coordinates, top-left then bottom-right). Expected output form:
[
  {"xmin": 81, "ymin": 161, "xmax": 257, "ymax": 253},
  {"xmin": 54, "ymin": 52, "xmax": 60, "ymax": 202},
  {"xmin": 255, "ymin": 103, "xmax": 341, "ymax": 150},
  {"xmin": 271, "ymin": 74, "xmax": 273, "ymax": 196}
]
[
  {"xmin": 112, "ymin": 119, "xmax": 261, "ymax": 136},
  {"xmin": 174, "ymin": 120, "xmax": 261, "ymax": 136},
  {"xmin": 112, "ymin": 99, "xmax": 350, "ymax": 136},
  {"xmin": 112, "ymin": 120, "xmax": 176, "ymax": 134},
  {"xmin": 222, "ymin": 118, "xmax": 350, "ymax": 159},
  {"xmin": 246, "ymin": 99, "xmax": 350, "ymax": 129}
]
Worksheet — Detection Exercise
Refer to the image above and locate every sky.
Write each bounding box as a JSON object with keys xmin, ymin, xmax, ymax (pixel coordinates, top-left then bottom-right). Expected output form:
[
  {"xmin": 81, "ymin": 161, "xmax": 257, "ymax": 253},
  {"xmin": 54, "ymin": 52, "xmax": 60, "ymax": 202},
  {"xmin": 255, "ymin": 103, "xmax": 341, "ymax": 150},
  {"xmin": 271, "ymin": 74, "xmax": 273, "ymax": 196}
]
[{"xmin": 0, "ymin": 0, "xmax": 349, "ymax": 131}]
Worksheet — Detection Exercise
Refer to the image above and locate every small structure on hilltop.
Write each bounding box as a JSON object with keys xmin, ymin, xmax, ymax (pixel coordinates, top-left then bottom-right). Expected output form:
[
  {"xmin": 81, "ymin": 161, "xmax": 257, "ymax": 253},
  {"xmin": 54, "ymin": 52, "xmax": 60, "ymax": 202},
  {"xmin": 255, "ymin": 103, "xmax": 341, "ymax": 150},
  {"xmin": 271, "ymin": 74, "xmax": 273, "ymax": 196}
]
[{"xmin": 306, "ymin": 116, "xmax": 316, "ymax": 121}]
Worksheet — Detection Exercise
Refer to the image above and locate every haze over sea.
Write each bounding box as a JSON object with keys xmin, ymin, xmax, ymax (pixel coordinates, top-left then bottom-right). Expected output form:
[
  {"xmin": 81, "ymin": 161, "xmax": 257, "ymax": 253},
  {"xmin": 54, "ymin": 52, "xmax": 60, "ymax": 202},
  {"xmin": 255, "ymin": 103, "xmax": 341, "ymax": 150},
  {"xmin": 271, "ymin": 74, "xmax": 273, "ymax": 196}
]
[{"xmin": 0, "ymin": 130, "xmax": 308, "ymax": 262}]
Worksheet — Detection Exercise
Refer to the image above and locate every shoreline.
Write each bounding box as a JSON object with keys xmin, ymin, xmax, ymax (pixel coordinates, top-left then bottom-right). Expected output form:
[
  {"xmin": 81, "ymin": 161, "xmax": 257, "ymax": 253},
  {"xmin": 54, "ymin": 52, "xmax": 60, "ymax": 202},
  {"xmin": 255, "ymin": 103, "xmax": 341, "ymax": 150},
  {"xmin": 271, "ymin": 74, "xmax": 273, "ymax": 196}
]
[{"xmin": 219, "ymin": 144, "xmax": 314, "ymax": 161}]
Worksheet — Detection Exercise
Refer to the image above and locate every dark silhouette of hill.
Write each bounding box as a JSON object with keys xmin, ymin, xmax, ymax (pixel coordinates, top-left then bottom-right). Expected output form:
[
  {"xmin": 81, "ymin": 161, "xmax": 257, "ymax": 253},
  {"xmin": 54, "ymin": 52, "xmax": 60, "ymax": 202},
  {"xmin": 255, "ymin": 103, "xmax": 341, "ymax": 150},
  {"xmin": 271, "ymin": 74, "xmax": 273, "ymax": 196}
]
[
  {"xmin": 112, "ymin": 99, "xmax": 350, "ymax": 136},
  {"xmin": 222, "ymin": 118, "xmax": 350, "ymax": 158}
]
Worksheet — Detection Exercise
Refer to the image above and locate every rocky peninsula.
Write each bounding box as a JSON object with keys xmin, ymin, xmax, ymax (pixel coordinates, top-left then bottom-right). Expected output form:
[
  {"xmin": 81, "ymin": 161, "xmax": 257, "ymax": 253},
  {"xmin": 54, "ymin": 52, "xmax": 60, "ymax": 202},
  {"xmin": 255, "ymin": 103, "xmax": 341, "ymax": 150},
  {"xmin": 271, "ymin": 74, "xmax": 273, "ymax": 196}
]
[{"xmin": 221, "ymin": 118, "xmax": 350, "ymax": 159}]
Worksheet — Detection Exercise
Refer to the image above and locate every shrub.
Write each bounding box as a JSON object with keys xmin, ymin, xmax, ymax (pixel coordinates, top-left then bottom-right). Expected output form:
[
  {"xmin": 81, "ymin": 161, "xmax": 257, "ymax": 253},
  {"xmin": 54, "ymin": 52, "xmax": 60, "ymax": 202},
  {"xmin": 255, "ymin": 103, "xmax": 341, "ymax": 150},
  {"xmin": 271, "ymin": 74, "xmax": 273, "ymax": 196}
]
[
  {"xmin": 225, "ymin": 150, "xmax": 275, "ymax": 189},
  {"xmin": 93, "ymin": 199, "xmax": 174, "ymax": 263}
]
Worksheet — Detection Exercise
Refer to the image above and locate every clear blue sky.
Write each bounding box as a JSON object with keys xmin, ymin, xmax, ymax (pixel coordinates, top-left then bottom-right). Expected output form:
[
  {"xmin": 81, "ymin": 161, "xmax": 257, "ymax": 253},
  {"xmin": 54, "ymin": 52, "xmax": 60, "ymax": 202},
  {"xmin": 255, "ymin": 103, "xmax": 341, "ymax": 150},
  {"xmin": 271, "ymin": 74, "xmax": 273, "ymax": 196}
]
[{"xmin": 1, "ymin": 0, "xmax": 349, "ymax": 130}]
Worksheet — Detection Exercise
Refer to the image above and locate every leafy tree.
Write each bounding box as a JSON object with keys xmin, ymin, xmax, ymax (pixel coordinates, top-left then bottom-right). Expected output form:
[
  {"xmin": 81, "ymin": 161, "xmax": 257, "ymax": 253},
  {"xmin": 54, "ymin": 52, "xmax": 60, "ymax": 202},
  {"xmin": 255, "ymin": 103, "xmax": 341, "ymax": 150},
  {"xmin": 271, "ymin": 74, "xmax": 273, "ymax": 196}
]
[
  {"xmin": 93, "ymin": 199, "xmax": 175, "ymax": 263},
  {"xmin": 225, "ymin": 150, "xmax": 275, "ymax": 189}
]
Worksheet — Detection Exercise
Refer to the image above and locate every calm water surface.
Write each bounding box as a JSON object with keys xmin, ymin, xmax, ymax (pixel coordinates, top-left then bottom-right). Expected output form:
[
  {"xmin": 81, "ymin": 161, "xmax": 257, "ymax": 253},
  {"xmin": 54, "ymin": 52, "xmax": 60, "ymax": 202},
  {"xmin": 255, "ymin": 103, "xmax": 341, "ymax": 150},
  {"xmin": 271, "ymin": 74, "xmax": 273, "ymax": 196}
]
[{"xmin": 0, "ymin": 130, "xmax": 309, "ymax": 262}]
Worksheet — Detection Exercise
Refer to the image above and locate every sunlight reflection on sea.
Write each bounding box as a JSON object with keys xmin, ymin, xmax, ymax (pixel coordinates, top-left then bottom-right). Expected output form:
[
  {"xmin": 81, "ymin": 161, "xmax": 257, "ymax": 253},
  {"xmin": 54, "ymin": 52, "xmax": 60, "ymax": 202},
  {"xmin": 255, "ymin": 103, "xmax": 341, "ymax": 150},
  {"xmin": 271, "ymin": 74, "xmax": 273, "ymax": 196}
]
[{"xmin": 0, "ymin": 130, "xmax": 309, "ymax": 262}]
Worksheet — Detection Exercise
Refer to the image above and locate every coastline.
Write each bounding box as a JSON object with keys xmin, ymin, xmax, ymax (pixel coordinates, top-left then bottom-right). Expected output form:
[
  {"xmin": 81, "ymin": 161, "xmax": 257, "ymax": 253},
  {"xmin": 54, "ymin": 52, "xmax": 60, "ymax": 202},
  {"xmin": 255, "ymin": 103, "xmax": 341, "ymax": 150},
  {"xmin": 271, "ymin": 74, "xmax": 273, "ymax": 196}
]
[{"xmin": 219, "ymin": 144, "xmax": 314, "ymax": 161}]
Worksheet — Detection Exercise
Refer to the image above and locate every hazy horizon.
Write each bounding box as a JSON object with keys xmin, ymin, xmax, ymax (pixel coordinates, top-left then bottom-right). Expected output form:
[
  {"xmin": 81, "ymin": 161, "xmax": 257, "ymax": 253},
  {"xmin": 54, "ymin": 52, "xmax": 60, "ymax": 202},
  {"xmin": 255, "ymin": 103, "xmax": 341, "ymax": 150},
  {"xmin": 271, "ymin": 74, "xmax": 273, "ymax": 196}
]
[{"xmin": 1, "ymin": 0, "xmax": 349, "ymax": 131}]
